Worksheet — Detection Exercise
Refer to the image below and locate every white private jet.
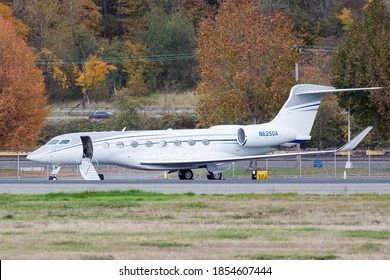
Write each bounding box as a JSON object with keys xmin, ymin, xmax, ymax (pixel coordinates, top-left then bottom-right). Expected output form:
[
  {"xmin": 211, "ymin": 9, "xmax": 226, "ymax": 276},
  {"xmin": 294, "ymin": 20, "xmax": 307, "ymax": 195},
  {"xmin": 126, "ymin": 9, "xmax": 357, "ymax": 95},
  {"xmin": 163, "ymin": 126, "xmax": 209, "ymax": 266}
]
[{"xmin": 27, "ymin": 84, "xmax": 379, "ymax": 180}]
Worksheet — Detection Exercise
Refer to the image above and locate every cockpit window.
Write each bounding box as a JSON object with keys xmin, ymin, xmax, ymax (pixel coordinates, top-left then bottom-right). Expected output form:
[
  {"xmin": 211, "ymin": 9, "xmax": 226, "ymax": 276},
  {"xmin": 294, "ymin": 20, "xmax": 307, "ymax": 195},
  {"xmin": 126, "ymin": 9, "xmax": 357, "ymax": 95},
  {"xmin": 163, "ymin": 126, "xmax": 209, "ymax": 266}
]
[
  {"xmin": 47, "ymin": 139, "xmax": 60, "ymax": 145},
  {"xmin": 59, "ymin": 139, "xmax": 71, "ymax": 145}
]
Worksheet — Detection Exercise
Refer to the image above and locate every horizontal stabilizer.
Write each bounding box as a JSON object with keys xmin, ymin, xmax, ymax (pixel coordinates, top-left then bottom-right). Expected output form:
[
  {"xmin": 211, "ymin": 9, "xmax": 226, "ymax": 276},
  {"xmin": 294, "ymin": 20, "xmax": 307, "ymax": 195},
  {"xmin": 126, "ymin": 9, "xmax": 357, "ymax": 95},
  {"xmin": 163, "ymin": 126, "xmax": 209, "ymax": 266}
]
[
  {"xmin": 297, "ymin": 87, "xmax": 383, "ymax": 95},
  {"xmin": 338, "ymin": 126, "xmax": 373, "ymax": 152}
]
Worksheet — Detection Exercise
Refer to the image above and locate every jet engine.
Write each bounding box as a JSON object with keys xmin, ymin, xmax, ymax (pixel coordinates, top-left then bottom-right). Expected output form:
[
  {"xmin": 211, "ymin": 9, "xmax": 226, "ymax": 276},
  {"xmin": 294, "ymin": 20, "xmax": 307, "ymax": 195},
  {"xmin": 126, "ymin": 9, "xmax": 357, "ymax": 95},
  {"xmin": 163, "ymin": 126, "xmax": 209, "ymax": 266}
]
[{"xmin": 237, "ymin": 125, "xmax": 297, "ymax": 147}]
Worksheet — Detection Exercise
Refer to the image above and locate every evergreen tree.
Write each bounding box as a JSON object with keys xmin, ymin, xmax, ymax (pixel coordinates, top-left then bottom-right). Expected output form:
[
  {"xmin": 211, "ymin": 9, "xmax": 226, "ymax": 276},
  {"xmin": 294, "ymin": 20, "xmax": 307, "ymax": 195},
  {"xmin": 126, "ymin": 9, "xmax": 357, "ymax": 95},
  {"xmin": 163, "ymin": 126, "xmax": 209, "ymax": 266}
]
[{"xmin": 331, "ymin": 0, "xmax": 390, "ymax": 138}]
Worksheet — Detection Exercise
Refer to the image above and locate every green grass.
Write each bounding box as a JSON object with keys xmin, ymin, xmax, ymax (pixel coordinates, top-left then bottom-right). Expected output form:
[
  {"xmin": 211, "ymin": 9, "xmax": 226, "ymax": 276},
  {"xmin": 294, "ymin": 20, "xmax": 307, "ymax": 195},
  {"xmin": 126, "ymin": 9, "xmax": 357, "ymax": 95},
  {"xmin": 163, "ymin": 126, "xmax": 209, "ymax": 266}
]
[
  {"xmin": 140, "ymin": 241, "xmax": 192, "ymax": 248},
  {"xmin": 267, "ymin": 207, "xmax": 288, "ymax": 213},
  {"xmin": 209, "ymin": 232, "xmax": 250, "ymax": 240},
  {"xmin": 51, "ymin": 241, "xmax": 90, "ymax": 250},
  {"xmin": 1, "ymin": 190, "xmax": 389, "ymax": 259},
  {"xmin": 81, "ymin": 255, "xmax": 114, "ymax": 260},
  {"xmin": 0, "ymin": 190, "xmax": 194, "ymax": 204},
  {"xmin": 245, "ymin": 253, "xmax": 338, "ymax": 260},
  {"xmin": 178, "ymin": 202, "xmax": 209, "ymax": 209},
  {"xmin": 342, "ymin": 230, "xmax": 390, "ymax": 240}
]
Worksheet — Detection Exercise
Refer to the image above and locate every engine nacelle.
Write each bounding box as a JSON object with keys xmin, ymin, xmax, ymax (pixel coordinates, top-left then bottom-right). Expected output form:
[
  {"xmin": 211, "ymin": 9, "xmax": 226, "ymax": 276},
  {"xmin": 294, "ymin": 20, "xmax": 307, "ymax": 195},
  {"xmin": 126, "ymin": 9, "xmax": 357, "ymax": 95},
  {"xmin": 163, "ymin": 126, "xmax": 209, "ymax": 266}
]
[{"xmin": 237, "ymin": 125, "xmax": 297, "ymax": 147}]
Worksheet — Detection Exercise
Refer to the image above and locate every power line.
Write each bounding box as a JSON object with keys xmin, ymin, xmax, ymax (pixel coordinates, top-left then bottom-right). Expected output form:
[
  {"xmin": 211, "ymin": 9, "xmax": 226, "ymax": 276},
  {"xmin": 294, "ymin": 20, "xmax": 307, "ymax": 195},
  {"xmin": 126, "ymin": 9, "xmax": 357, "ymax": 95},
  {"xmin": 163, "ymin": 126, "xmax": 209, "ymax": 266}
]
[
  {"xmin": 36, "ymin": 45, "xmax": 338, "ymax": 65},
  {"xmin": 36, "ymin": 53, "xmax": 196, "ymax": 65}
]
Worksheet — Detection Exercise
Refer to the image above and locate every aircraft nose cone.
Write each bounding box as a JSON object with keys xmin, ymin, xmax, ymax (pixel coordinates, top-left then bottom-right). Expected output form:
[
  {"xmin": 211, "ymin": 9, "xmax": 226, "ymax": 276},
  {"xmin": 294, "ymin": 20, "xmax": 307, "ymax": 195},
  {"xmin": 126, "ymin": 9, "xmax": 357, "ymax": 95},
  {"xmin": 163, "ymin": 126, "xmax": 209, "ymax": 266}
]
[
  {"xmin": 26, "ymin": 152, "xmax": 40, "ymax": 162},
  {"xmin": 27, "ymin": 150, "xmax": 47, "ymax": 163}
]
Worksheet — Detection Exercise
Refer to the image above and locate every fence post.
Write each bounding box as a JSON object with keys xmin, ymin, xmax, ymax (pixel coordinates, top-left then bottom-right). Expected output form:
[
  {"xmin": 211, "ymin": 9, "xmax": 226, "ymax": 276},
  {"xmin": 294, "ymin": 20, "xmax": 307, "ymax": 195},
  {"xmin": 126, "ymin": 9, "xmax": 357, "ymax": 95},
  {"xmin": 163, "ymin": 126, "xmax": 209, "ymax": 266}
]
[
  {"xmin": 299, "ymin": 156, "xmax": 302, "ymax": 178},
  {"xmin": 17, "ymin": 154, "xmax": 20, "ymax": 180},
  {"xmin": 368, "ymin": 148, "xmax": 371, "ymax": 177}
]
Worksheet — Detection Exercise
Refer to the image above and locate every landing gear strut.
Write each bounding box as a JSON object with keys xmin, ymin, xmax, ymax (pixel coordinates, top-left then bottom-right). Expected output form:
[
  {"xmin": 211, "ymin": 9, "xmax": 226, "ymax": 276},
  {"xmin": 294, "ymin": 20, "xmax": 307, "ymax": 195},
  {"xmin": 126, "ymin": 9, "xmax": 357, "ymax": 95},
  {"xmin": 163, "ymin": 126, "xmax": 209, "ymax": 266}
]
[
  {"xmin": 49, "ymin": 165, "xmax": 61, "ymax": 181},
  {"xmin": 178, "ymin": 169, "xmax": 193, "ymax": 180},
  {"xmin": 207, "ymin": 171, "xmax": 222, "ymax": 180}
]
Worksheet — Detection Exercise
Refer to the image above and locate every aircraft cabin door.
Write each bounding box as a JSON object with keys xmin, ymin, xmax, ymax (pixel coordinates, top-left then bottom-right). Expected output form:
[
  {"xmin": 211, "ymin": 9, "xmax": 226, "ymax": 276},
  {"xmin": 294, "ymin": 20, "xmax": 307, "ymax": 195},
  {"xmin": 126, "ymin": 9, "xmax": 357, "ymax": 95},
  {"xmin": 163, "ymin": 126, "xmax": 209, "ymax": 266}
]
[{"xmin": 80, "ymin": 136, "xmax": 93, "ymax": 159}]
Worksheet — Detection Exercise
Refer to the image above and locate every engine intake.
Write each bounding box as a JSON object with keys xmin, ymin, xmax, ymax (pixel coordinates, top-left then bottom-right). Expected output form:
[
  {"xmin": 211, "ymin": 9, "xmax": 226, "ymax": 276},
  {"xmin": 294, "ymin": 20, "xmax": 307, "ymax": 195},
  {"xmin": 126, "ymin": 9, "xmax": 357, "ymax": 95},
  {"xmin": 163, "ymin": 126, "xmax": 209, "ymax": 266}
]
[
  {"xmin": 237, "ymin": 125, "xmax": 297, "ymax": 147},
  {"xmin": 237, "ymin": 128, "xmax": 247, "ymax": 145}
]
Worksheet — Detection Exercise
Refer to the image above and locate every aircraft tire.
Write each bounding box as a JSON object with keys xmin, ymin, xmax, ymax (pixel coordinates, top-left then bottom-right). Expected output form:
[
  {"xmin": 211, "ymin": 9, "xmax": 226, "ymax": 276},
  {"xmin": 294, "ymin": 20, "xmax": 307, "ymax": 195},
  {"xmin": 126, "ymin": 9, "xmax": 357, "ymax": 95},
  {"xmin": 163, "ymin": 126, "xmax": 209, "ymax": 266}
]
[
  {"xmin": 213, "ymin": 172, "xmax": 222, "ymax": 180},
  {"xmin": 98, "ymin": 174, "xmax": 104, "ymax": 180},
  {"xmin": 48, "ymin": 176, "xmax": 57, "ymax": 180},
  {"xmin": 178, "ymin": 169, "xmax": 193, "ymax": 180},
  {"xmin": 207, "ymin": 172, "xmax": 222, "ymax": 180}
]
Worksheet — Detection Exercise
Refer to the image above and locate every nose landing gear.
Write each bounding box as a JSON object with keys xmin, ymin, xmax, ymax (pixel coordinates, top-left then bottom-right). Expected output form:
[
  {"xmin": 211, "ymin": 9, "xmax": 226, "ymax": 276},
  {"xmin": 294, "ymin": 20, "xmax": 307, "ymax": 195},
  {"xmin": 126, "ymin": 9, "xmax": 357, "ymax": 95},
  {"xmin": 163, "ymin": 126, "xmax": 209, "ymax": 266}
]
[
  {"xmin": 48, "ymin": 165, "xmax": 61, "ymax": 180},
  {"xmin": 207, "ymin": 171, "xmax": 222, "ymax": 180}
]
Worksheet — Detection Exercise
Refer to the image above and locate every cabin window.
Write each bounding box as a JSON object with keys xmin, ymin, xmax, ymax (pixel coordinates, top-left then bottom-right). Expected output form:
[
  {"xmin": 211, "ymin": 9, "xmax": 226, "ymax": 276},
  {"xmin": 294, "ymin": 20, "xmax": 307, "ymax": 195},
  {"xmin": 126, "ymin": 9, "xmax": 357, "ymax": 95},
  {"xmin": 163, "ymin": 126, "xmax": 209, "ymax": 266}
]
[
  {"xmin": 202, "ymin": 139, "xmax": 210, "ymax": 146},
  {"xmin": 174, "ymin": 140, "xmax": 182, "ymax": 146},
  {"xmin": 102, "ymin": 142, "xmax": 110, "ymax": 149},
  {"xmin": 130, "ymin": 141, "xmax": 138, "ymax": 148},
  {"xmin": 159, "ymin": 140, "xmax": 167, "ymax": 147},
  {"xmin": 145, "ymin": 141, "xmax": 153, "ymax": 147},
  {"xmin": 116, "ymin": 142, "xmax": 124, "ymax": 148},
  {"xmin": 59, "ymin": 139, "xmax": 70, "ymax": 145},
  {"xmin": 47, "ymin": 139, "xmax": 59, "ymax": 145},
  {"xmin": 188, "ymin": 139, "xmax": 196, "ymax": 146}
]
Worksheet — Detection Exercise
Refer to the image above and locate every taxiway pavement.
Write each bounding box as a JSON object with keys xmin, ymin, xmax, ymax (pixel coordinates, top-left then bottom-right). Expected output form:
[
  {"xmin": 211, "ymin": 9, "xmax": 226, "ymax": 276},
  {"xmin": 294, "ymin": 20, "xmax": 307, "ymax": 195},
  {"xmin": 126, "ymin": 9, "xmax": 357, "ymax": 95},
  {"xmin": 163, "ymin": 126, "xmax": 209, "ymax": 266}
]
[{"xmin": 0, "ymin": 177, "xmax": 389, "ymax": 195}]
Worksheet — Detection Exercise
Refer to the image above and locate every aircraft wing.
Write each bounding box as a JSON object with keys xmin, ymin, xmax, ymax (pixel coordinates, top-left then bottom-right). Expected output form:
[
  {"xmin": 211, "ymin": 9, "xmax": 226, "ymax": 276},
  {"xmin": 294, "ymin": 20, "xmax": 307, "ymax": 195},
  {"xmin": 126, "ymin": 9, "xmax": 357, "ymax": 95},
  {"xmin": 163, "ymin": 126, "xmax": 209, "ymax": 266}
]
[{"xmin": 140, "ymin": 126, "xmax": 372, "ymax": 166}]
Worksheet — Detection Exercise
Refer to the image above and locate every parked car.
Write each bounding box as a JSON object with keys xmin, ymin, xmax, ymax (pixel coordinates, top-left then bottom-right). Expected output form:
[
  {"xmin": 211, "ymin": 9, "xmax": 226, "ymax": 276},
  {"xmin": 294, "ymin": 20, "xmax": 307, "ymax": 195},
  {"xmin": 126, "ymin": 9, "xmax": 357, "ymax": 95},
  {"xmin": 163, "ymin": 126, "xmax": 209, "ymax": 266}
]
[{"xmin": 88, "ymin": 111, "xmax": 113, "ymax": 119}]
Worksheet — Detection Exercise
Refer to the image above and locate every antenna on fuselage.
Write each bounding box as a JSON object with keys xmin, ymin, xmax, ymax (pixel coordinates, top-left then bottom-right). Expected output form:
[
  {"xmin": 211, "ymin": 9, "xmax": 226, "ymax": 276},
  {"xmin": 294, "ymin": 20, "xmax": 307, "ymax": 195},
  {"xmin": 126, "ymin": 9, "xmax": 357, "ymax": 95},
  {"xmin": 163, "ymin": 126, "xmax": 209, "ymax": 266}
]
[{"xmin": 121, "ymin": 127, "xmax": 126, "ymax": 131}]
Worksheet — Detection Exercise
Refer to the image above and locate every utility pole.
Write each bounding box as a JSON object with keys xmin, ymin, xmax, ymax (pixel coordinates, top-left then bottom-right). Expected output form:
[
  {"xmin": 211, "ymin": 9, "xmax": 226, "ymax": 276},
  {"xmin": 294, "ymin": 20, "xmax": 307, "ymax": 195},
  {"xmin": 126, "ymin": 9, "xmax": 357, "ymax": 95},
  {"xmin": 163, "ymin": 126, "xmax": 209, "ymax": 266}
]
[{"xmin": 345, "ymin": 107, "xmax": 353, "ymax": 169}]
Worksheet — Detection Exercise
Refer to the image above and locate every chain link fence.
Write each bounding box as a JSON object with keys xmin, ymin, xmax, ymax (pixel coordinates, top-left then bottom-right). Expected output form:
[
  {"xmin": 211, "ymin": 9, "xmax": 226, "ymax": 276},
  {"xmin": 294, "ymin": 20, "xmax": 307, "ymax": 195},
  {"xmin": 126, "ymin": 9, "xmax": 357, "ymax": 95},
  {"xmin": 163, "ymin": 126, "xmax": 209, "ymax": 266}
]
[{"xmin": 0, "ymin": 152, "xmax": 389, "ymax": 180}]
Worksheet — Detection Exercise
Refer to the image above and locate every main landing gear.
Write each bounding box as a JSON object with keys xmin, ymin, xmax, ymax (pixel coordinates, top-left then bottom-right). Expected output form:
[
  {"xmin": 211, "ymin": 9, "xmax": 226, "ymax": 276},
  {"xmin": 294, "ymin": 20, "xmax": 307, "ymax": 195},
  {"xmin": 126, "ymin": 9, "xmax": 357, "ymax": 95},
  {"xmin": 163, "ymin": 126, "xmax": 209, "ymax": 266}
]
[
  {"xmin": 177, "ymin": 169, "xmax": 222, "ymax": 180},
  {"xmin": 178, "ymin": 169, "xmax": 193, "ymax": 180}
]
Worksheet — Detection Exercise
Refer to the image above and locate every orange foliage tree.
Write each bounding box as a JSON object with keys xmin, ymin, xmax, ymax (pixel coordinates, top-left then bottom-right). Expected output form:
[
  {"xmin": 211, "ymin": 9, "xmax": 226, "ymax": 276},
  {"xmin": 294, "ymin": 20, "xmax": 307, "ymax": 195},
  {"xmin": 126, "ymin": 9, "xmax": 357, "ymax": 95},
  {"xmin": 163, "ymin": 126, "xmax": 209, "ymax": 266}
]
[
  {"xmin": 0, "ymin": 3, "xmax": 29, "ymax": 39},
  {"xmin": 196, "ymin": 0, "xmax": 301, "ymax": 126},
  {"xmin": 74, "ymin": 54, "xmax": 117, "ymax": 107},
  {"xmin": 0, "ymin": 18, "xmax": 49, "ymax": 149}
]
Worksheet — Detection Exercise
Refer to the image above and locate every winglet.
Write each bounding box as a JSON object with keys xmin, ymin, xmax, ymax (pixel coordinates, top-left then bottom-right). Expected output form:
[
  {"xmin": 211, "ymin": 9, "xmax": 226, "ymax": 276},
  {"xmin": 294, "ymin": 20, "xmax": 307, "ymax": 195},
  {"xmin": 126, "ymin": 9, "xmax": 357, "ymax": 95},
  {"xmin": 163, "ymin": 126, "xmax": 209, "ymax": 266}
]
[{"xmin": 338, "ymin": 126, "xmax": 373, "ymax": 152}]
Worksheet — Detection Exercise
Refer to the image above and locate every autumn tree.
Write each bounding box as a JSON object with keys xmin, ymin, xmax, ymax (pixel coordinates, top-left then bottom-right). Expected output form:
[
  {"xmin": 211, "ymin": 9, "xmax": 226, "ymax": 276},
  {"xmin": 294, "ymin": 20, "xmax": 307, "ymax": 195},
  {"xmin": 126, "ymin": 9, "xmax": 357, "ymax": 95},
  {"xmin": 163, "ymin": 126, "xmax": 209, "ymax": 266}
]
[
  {"xmin": 196, "ymin": 0, "xmax": 301, "ymax": 126},
  {"xmin": 121, "ymin": 42, "xmax": 151, "ymax": 97},
  {"xmin": 24, "ymin": 0, "xmax": 63, "ymax": 51},
  {"xmin": 0, "ymin": 3, "xmax": 29, "ymax": 39},
  {"xmin": 0, "ymin": 17, "xmax": 49, "ymax": 149},
  {"xmin": 74, "ymin": 54, "xmax": 117, "ymax": 107},
  {"xmin": 331, "ymin": 0, "xmax": 390, "ymax": 138},
  {"xmin": 37, "ymin": 48, "xmax": 69, "ymax": 97}
]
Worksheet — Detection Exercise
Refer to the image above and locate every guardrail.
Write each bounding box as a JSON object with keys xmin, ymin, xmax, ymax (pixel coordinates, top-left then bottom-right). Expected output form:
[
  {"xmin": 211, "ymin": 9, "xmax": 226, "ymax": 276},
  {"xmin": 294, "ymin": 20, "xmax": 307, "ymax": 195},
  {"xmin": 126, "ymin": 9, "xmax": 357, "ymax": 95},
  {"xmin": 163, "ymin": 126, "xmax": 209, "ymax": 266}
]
[{"xmin": 49, "ymin": 107, "xmax": 195, "ymax": 113}]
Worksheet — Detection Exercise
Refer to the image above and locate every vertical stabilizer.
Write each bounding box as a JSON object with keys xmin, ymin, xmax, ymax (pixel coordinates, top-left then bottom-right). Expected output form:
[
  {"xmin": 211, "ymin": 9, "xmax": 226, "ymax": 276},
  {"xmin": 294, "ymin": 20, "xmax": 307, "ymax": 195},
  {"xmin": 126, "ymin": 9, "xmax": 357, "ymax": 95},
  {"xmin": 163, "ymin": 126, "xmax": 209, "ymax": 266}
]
[
  {"xmin": 270, "ymin": 84, "xmax": 381, "ymax": 136},
  {"xmin": 270, "ymin": 84, "xmax": 335, "ymax": 136}
]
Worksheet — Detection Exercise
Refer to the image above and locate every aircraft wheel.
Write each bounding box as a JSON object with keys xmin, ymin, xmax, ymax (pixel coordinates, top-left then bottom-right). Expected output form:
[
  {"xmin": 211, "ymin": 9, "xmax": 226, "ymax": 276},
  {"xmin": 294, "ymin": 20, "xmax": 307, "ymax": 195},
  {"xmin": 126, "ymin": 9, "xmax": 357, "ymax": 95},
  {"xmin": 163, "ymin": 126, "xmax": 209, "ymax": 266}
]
[
  {"xmin": 207, "ymin": 172, "xmax": 222, "ymax": 180},
  {"xmin": 48, "ymin": 176, "xmax": 57, "ymax": 181},
  {"xmin": 178, "ymin": 169, "xmax": 193, "ymax": 180},
  {"xmin": 98, "ymin": 174, "xmax": 104, "ymax": 180}
]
